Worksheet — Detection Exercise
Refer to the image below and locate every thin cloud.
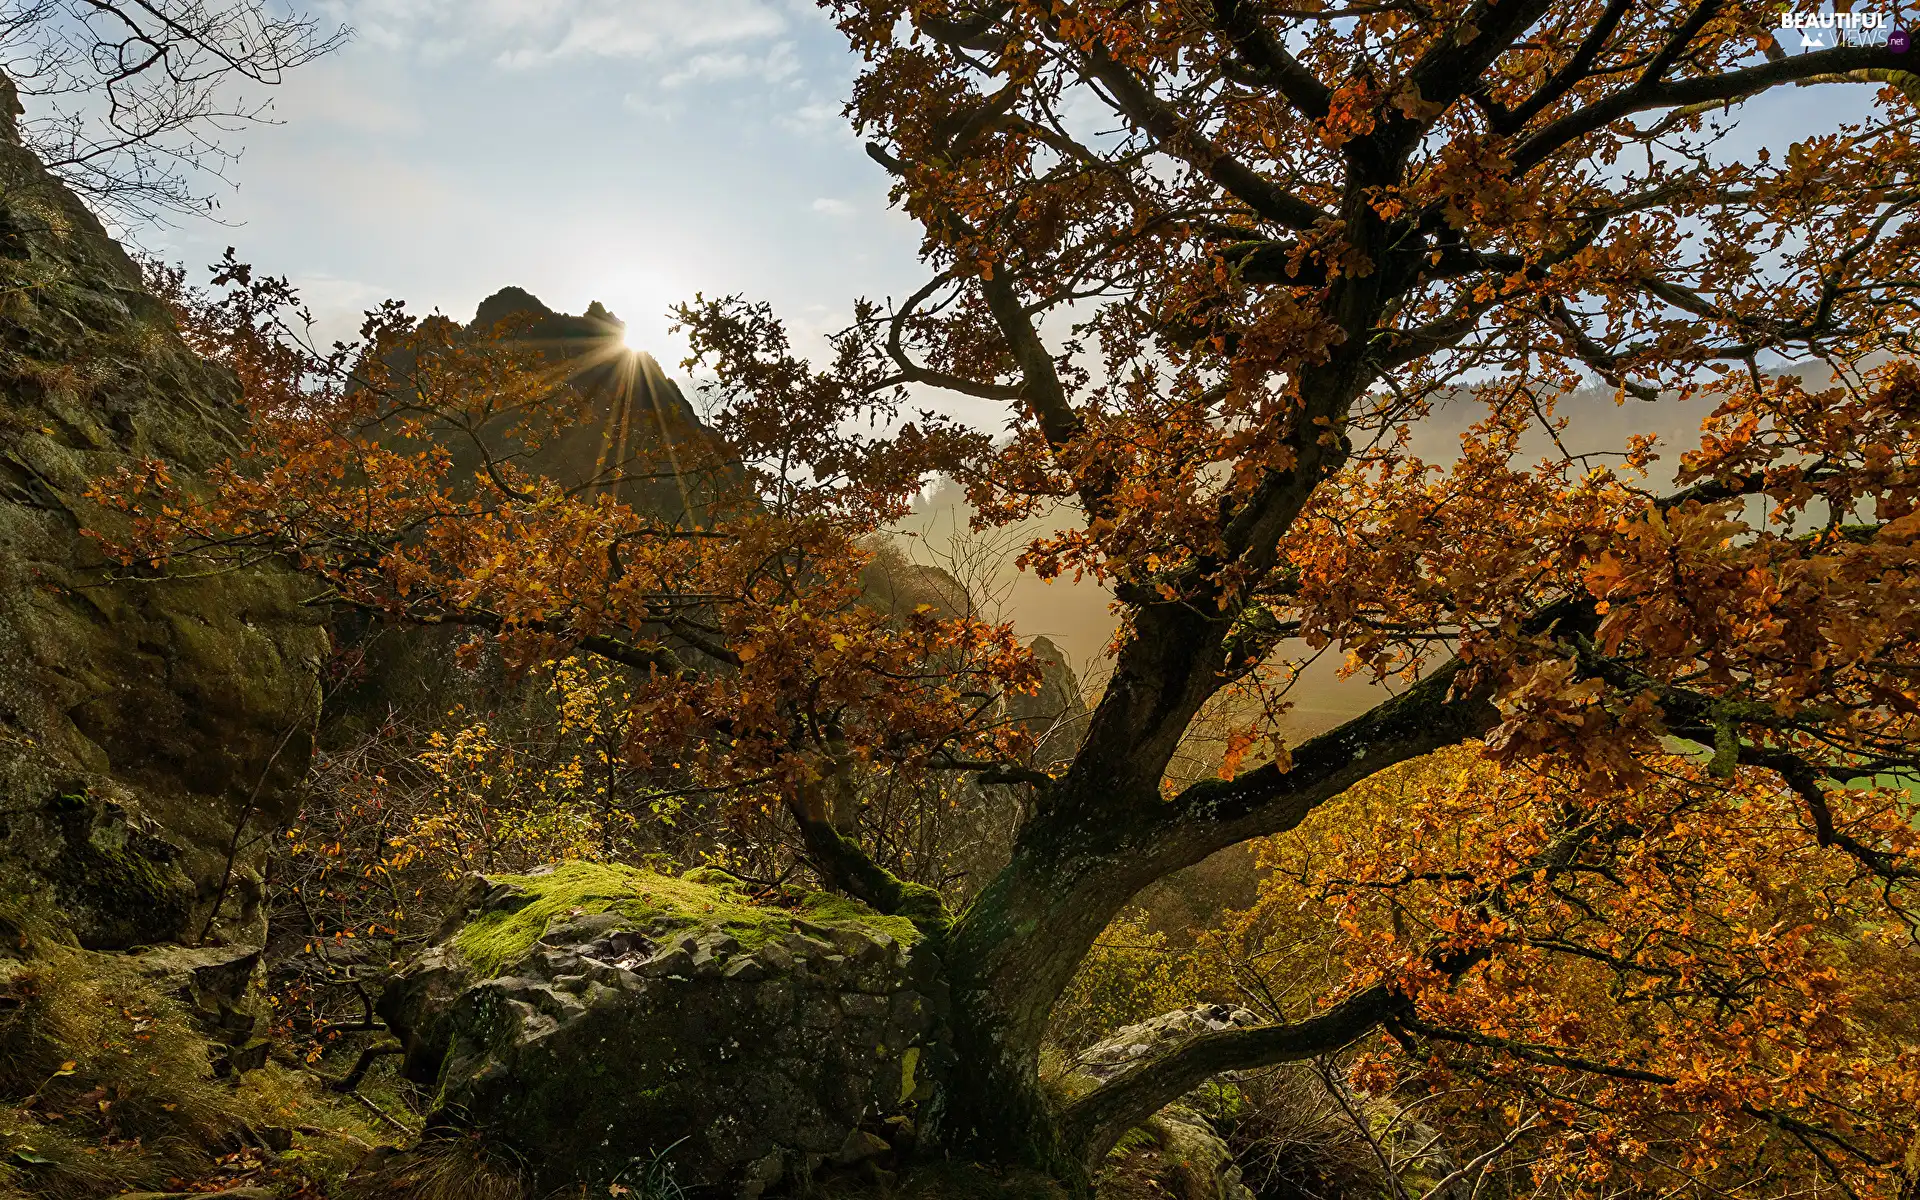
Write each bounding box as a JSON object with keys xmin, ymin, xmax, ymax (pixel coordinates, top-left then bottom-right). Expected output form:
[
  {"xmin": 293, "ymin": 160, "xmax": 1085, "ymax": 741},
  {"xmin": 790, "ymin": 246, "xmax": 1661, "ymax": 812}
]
[
  {"xmin": 341, "ymin": 0, "xmax": 787, "ymax": 66},
  {"xmin": 622, "ymin": 92, "xmax": 682, "ymax": 121},
  {"xmin": 661, "ymin": 43, "xmax": 798, "ymax": 89},
  {"xmin": 777, "ymin": 97, "xmax": 853, "ymax": 138}
]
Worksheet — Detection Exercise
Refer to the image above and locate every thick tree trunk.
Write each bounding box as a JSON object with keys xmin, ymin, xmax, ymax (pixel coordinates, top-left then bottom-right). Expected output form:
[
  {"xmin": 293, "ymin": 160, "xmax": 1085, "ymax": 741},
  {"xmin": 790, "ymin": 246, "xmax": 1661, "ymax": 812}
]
[
  {"xmin": 926, "ymin": 651, "xmax": 1512, "ymax": 1177},
  {"xmin": 931, "ymin": 811, "xmax": 1140, "ymax": 1176},
  {"xmin": 916, "ymin": 315, "xmax": 1453, "ymax": 1172}
]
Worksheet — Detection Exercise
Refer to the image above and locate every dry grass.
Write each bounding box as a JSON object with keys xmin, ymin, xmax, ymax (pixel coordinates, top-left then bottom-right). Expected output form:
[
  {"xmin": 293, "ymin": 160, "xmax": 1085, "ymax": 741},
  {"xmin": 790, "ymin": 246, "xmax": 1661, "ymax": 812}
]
[
  {"xmin": 0, "ymin": 921, "xmax": 389, "ymax": 1199},
  {"xmin": 340, "ymin": 1133, "xmax": 532, "ymax": 1200}
]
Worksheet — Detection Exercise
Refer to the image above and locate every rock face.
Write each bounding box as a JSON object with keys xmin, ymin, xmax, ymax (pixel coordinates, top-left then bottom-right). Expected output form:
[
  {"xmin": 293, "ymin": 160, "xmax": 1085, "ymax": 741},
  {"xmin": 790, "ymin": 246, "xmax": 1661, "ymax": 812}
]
[
  {"xmin": 0, "ymin": 72, "xmax": 326, "ymax": 947},
  {"xmin": 1008, "ymin": 634, "xmax": 1090, "ymax": 768},
  {"xmin": 320, "ymin": 287, "xmax": 727, "ymax": 747},
  {"xmin": 380, "ymin": 862, "xmax": 949, "ymax": 1194},
  {"xmin": 1070, "ymin": 1006, "xmax": 1262, "ymax": 1200}
]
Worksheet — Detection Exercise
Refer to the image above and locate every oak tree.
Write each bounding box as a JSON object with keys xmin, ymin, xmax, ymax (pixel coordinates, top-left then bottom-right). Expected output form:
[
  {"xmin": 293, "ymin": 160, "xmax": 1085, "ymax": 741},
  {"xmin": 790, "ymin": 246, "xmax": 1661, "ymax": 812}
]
[{"xmin": 742, "ymin": 0, "xmax": 1920, "ymax": 1184}]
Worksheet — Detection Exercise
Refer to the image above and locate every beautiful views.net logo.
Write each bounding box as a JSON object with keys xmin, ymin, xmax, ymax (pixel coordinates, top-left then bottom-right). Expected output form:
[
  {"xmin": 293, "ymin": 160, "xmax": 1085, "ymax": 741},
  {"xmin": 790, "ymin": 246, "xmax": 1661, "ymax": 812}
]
[{"xmin": 1775, "ymin": 9, "xmax": 1908, "ymax": 52}]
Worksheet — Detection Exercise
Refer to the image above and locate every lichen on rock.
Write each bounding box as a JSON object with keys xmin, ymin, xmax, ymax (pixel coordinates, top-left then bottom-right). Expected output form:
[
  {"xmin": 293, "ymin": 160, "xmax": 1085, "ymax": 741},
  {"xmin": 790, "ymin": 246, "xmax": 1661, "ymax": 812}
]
[{"xmin": 380, "ymin": 862, "xmax": 950, "ymax": 1195}]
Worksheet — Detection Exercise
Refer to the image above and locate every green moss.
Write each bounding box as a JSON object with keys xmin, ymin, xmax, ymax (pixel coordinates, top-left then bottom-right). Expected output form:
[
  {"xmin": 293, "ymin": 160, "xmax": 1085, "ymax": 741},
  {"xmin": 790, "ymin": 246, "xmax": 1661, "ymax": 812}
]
[
  {"xmin": 452, "ymin": 861, "xmax": 920, "ymax": 977},
  {"xmin": 899, "ymin": 1045, "xmax": 921, "ymax": 1105},
  {"xmin": 1109, "ymin": 1126, "xmax": 1160, "ymax": 1156},
  {"xmin": 889, "ymin": 878, "xmax": 949, "ymax": 930},
  {"xmin": 1186, "ymin": 1080, "xmax": 1247, "ymax": 1122},
  {"xmin": 798, "ymin": 891, "xmax": 924, "ymax": 947},
  {"xmin": 99, "ymin": 845, "xmax": 179, "ymax": 904},
  {"xmin": 677, "ymin": 865, "xmax": 748, "ymax": 893}
]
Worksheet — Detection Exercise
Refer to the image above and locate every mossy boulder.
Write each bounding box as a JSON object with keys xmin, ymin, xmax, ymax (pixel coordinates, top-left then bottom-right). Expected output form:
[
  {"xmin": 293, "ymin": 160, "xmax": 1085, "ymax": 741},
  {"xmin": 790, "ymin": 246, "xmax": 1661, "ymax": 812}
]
[
  {"xmin": 379, "ymin": 862, "xmax": 950, "ymax": 1195},
  {"xmin": 0, "ymin": 71, "xmax": 326, "ymax": 947}
]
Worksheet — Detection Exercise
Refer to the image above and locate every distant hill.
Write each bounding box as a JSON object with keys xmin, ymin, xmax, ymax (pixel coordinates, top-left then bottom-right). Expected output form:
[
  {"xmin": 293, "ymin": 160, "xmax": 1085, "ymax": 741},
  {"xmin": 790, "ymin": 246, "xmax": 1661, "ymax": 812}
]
[{"xmin": 891, "ymin": 364, "xmax": 1854, "ymax": 741}]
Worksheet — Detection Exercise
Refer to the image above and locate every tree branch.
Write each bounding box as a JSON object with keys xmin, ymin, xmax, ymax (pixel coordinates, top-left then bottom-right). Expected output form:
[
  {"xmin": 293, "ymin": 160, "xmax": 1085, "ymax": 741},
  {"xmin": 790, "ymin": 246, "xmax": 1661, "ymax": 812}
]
[
  {"xmin": 978, "ymin": 269, "xmax": 1110, "ymax": 518},
  {"xmin": 790, "ymin": 764, "xmax": 949, "ymax": 931},
  {"xmin": 1208, "ymin": 0, "xmax": 1331, "ymax": 120},
  {"xmin": 1395, "ymin": 0, "xmax": 1561, "ymax": 154},
  {"xmin": 1059, "ymin": 983, "xmax": 1410, "ymax": 1162},
  {"xmin": 1401, "ymin": 1018, "xmax": 1891, "ymax": 1167},
  {"xmin": 1513, "ymin": 43, "xmax": 1911, "ymax": 174},
  {"xmin": 1076, "ymin": 42, "xmax": 1329, "ymax": 230},
  {"xmin": 1168, "ymin": 655, "xmax": 1499, "ymax": 835},
  {"xmin": 1490, "ymin": 0, "xmax": 1633, "ymax": 133},
  {"xmin": 340, "ymin": 601, "xmax": 704, "ymax": 680},
  {"xmin": 886, "ymin": 274, "xmax": 1027, "ymax": 402}
]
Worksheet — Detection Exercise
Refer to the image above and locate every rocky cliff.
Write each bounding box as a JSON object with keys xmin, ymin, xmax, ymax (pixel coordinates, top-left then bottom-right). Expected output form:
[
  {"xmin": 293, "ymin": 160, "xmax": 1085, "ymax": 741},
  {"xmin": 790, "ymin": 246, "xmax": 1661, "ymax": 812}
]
[
  {"xmin": 0, "ymin": 75, "xmax": 327, "ymax": 948},
  {"xmin": 318, "ymin": 287, "xmax": 727, "ymax": 745}
]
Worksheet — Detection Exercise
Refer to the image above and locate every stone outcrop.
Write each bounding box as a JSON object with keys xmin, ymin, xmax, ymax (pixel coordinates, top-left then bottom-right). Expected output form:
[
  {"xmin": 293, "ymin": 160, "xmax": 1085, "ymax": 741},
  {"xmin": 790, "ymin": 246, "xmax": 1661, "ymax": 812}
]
[
  {"xmin": 319, "ymin": 287, "xmax": 727, "ymax": 747},
  {"xmin": 1009, "ymin": 633, "xmax": 1090, "ymax": 768},
  {"xmin": 858, "ymin": 547, "xmax": 1091, "ymax": 764},
  {"xmin": 128, "ymin": 943, "xmax": 273, "ymax": 1075},
  {"xmin": 1070, "ymin": 1004, "xmax": 1261, "ymax": 1086},
  {"xmin": 0, "ymin": 72, "xmax": 326, "ymax": 948},
  {"xmin": 379, "ymin": 862, "xmax": 949, "ymax": 1195},
  {"xmin": 1068, "ymin": 1006, "xmax": 1262, "ymax": 1200}
]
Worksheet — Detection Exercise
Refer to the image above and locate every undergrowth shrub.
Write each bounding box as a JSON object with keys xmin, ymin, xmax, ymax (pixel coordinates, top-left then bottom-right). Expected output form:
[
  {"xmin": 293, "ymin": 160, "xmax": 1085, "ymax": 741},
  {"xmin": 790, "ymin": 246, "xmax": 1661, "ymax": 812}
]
[
  {"xmin": 1214, "ymin": 1069, "xmax": 1395, "ymax": 1200},
  {"xmin": 1047, "ymin": 906, "xmax": 1209, "ymax": 1054}
]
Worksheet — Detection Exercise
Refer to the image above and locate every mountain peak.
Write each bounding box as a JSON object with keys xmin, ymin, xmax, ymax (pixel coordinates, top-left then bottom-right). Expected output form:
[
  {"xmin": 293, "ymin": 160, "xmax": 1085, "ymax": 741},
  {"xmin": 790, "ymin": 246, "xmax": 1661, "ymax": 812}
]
[{"xmin": 472, "ymin": 285, "xmax": 553, "ymax": 330}]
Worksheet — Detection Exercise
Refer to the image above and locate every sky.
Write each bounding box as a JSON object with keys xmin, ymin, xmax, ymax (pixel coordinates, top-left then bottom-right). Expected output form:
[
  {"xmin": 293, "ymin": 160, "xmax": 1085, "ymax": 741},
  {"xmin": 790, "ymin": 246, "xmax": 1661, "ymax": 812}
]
[
  {"xmin": 149, "ymin": 0, "xmax": 928, "ymax": 375},
  {"xmin": 139, "ymin": 1, "xmax": 1879, "ymax": 392}
]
